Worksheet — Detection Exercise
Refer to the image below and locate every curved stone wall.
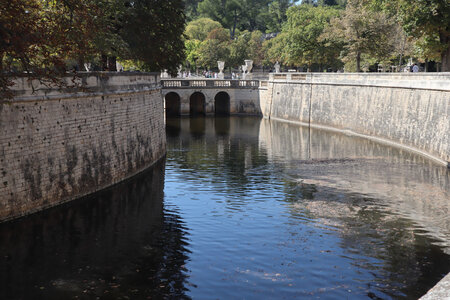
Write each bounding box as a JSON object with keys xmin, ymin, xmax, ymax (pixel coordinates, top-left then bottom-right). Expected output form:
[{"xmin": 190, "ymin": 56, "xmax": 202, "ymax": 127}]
[
  {"xmin": 260, "ymin": 73, "xmax": 450, "ymax": 167},
  {"xmin": 0, "ymin": 73, "xmax": 166, "ymax": 222}
]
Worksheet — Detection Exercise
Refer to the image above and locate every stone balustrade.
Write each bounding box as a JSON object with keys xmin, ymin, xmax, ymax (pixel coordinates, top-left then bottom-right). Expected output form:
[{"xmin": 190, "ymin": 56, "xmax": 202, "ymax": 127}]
[{"xmin": 161, "ymin": 79, "xmax": 259, "ymax": 89}]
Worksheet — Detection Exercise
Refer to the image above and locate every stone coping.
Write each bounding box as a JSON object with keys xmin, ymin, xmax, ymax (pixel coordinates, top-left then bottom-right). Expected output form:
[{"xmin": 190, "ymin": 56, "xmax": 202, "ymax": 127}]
[
  {"xmin": 420, "ymin": 272, "xmax": 450, "ymax": 299},
  {"xmin": 5, "ymin": 72, "xmax": 161, "ymax": 102},
  {"xmin": 268, "ymin": 72, "xmax": 450, "ymax": 91}
]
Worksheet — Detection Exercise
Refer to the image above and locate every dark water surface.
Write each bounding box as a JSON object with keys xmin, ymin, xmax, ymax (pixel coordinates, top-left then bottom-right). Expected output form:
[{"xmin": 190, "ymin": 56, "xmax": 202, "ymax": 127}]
[{"xmin": 1, "ymin": 117, "xmax": 449, "ymax": 299}]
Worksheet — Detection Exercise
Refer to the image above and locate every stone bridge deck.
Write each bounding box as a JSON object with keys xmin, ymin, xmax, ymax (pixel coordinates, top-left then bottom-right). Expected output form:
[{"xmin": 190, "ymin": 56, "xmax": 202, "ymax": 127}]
[
  {"xmin": 161, "ymin": 79, "xmax": 263, "ymax": 116},
  {"xmin": 162, "ymin": 78, "xmax": 260, "ymax": 89}
]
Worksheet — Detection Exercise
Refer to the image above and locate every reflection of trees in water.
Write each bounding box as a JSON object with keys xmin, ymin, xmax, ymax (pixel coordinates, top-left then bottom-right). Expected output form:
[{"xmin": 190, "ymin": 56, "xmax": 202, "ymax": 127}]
[
  {"xmin": 282, "ymin": 179, "xmax": 450, "ymax": 299},
  {"xmin": 0, "ymin": 159, "xmax": 191, "ymax": 300},
  {"xmin": 166, "ymin": 117, "xmax": 272, "ymax": 197}
]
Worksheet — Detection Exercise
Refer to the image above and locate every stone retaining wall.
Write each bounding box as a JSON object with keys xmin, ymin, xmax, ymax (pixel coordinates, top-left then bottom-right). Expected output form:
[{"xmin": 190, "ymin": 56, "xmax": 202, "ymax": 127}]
[
  {"xmin": 0, "ymin": 73, "xmax": 166, "ymax": 222},
  {"xmin": 260, "ymin": 73, "xmax": 450, "ymax": 167}
]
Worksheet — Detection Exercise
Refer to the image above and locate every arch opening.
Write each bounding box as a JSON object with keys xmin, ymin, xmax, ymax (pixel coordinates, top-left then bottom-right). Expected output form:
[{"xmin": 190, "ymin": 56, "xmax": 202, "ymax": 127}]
[
  {"xmin": 214, "ymin": 92, "xmax": 230, "ymax": 115},
  {"xmin": 165, "ymin": 92, "xmax": 181, "ymax": 116},
  {"xmin": 190, "ymin": 92, "xmax": 206, "ymax": 116}
]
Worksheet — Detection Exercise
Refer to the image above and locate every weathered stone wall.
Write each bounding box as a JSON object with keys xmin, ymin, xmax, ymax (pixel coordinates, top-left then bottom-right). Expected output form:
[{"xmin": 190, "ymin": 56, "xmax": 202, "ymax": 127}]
[
  {"xmin": 261, "ymin": 73, "xmax": 450, "ymax": 167},
  {"xmin": 0, "ymin": 73, "xmax": 166, "ymax": 222}
]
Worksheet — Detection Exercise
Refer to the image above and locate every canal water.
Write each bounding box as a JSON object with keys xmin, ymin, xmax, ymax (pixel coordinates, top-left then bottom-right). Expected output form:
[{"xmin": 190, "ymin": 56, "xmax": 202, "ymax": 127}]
[{"xmin": 0, "ymin": 116, "xmax": 449, "ymax": 299}]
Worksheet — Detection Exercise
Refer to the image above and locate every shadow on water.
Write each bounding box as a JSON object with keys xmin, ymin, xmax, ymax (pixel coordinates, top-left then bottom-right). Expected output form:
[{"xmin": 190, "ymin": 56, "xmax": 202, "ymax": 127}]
[{"xmin": 0, "ymin": 159, "xmax": 192, "ymax": 300}]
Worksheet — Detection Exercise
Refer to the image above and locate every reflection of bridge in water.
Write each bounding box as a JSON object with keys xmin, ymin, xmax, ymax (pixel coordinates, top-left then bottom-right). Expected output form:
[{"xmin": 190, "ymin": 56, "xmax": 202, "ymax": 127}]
[{"xmin": 162, "ymin": 79, "xmax": 262, "ymax": 116}]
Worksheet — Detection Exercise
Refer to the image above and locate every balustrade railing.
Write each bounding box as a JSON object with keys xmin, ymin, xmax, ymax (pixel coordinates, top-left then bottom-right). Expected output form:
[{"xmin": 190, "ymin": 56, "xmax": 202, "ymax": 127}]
[{"xmin": 162, "ymin": 79, "xmax": 259, "ymax": 89}]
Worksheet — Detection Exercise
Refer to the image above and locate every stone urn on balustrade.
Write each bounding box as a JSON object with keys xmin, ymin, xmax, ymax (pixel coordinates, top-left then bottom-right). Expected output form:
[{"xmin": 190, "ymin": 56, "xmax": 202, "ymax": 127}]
[
  {"xmin": 218, "ymin": 61, "xmax": 225, "ymax": 79},
  {"xmin": 244, "ymin": 60, "xmax": 253, "ymax": 80}
]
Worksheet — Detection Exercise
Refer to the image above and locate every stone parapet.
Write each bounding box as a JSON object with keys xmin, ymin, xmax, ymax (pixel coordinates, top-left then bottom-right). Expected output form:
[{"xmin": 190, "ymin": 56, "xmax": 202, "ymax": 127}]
[
  {"xmin": 7, "ymin": 72, "xmax": 160, "ymax": 102},
  {"xmin": 269, "ymin": 72, "xmax": 450, "ymax": 91}
]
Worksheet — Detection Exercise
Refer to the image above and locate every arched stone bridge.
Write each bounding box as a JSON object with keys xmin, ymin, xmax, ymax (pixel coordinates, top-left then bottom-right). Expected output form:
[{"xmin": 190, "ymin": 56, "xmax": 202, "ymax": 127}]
[{"xmin": 161, "ymin": 79, "xmax": 263, "ymax": 116}]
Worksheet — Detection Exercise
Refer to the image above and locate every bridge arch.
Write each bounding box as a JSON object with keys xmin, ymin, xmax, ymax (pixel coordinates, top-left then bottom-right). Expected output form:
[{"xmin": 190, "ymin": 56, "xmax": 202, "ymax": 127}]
[
  {"xmin": 165, "ymin": 92, "xmax": 181, "ymax": 116},
  {"xmin": 214, "ymin": 91, "xmax": 230, "ymax": 115},
  {"xmin": 190, "ymin": 92, "xmax": 206, "ymax": 116}
]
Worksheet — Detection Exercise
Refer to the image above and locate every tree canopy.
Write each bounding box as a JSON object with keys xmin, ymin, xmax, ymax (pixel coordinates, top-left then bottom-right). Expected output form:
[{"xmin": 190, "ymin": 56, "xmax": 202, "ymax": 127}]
[
  {"xmin": 2, "ymin": 0, "xmax": 448, "ymax": 97},
  {"xmin": 378, "ymin": 0, "xmax": 450, "ymax": 71},
  {"xmin": 321, "ymin": 0, "xmax": 397, "ymax": 72},
  {"xmin": 183, "ymin": 0, "xmax": 449, "ymax": 72},
  {"xmin": 1, "ymin": 0, "xmax": 186, "ymax": 96},
  {"xmin": 283, "ymin": 4, "xmax": 342, "ymax": 70}
]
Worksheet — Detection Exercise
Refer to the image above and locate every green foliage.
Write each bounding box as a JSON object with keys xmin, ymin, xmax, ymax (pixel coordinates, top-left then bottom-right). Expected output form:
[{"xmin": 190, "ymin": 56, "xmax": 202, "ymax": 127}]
[
  {"xmin": 1, "ymin": 0, "xmax": 101, "ymax": 97},
  {"xmin": 247, "ymin": 31, "xmax": 266, "ymax": 66},
  {"xmin": 197, "ymin": 31, "xmax": 231, "ymax": 69},
  {"xmin": 301, "ymin": 0, "xmax": 347, "ymax": 6},
  {"xmin": 228, "ymin": 31, "xmax": 252, "ymax": 68},
  {"xmin": 185, "ymin": 39, "xmax": 202, "ymax": 69},
  {"xmin": 185, "ymin": 18, "xmax": 223, "ymax": 41},
  {"xmin": 263, "ymin": 33, "xmax": 289, "ymax": 65},
  {"xmin": 1, "ymin": 0, "xmax": 186, "ymax": 95},
  {"xmin": 119, "ymin": 0, "xmax": 186, "ymax": 75},
  {"xmin": 198, "ymin": 0, "xmax": 243, "ymax": 38},
  {"xmin": 282, "ymin": 4, "xmax": 342, "ymax": 69},
  {"xmin": 265, "ymin": 0, "xmax": 294, "ymax": 33},
  {"xmin": 376, "ymin": 0, "xmax": 450, "ymax": 70},
  {"xmin": 321, "ymin": 0, "xmax": 397, "ymax": 72},
  {"xmin": 197, "ymin": 0, "xmax": 292, "ymax": 37},
  {"xmin": 185, "ymin": 0, "xmax": 202, "ymax": 21},
  {"xmin": 207, "ymin": 28, "xmax": 231, "ymax": 42}
]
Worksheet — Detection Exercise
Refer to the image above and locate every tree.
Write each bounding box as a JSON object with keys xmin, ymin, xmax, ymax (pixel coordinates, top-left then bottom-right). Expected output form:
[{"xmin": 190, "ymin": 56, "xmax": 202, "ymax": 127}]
[
  {"xmin": 185, "ymin": 18, "xmax": 223, "ymax": 41},
  {"xmin": 282, "ymin": 4, "xmax": 342, "ymax": 71},
  {"xmin": 208, "ymin": 0, "xmax": 246, "ymax": 39},
  {"xmin": 197, "ymin": 28, "xmax": 230, "ymax": 69},
  {"xmin": 198, "ymin": 0, "xmax": 243, "ymax": 38},
  {"xmin": 321, "ymin": 0, "xmax": 397, "ymax": 72},
  {"xmin": 317, "ymin": 0, "xmax": 346, "ymax": 6},
  {"xmin": 238, "ymin": 0, "xmax": 272, "ymax": 32},
  {"xmin": 265, "ymin": 0, "xmax": 294, "ymax": 33},
  {"xmin": 263, "ymin": 33, "xmax": 289, "ymax": 66},
  {"xmin": 185, "ymin": 39, "xmax": 202, "ymax": 70},
  {"xmin": 248, "ymin": 31, "xmax": 266, "ymax": 66},
  {"xmin": 301, "ymin": 0, "xmax": 347, "ymax": 6},
  {"xmin": 1, "ymin": 0, "xmax": 187, "ymax": 97},
  {"xmin": 228, "ymin": 31, "xmax": 251, "ymax": 68},
  {"xmin": 117, "ymin": 0, "xmax": 186, "ymax": 74},
  {"xmin": 378, "ymin": 0, "xmax": 450, "ymax": 71},
  {"xmin": 198, "ymin": 0, "xmax": 272, "ymax": 38},
  {"xmin": 185, "ymin": 0, "xmax": 202, "ymax": 21},
  {"xmin": 1, "ymin": 0, "xmax": 101, "ymax": 97}
]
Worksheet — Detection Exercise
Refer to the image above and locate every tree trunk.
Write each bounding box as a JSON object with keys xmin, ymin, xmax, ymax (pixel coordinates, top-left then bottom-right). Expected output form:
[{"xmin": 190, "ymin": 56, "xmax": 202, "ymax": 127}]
[
  {"xmin": 231, "ymin": 12, "xmax": 237, "ymax": 39},
  {"xmin": 356, "ymin": 51, "xmax": 361, "ymax": 73},
  {"xmin": 101, "ymin": 54, "xmax": 108, "ymax": 71},
  {"xmin": 440, "ymin": 32, "xmax": 450, "ymax": 72},
  {"xmin": 441, "ymin": 44, "xmax": 450, "ymax": 72},
  {"xmin": 0, "ymin": 51, "xmax": 4, "ymax": 73},
  {"xmin": 77, "ymin": 57, "xmax": 84, "ymax": 72},
  {"xmin": 108, "ymin": 56, "xmax": 117, "ymax": 72}
]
